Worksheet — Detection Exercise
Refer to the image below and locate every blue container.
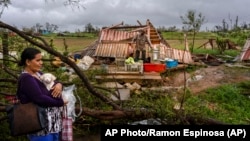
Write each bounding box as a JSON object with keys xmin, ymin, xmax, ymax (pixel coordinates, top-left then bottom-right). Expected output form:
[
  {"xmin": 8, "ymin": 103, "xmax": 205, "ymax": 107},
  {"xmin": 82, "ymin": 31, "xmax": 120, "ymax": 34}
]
[{"xmin": 166, "ymin": 60, "xmax": 178, "ymax": 68}]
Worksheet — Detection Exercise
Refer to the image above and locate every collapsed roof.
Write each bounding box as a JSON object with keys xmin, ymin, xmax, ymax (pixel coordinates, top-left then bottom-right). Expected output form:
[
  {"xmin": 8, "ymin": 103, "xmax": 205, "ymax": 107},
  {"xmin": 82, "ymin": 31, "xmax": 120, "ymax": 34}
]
[{"xmin": 81, "ymin": 19, "xmax": 193, "ymax": 64}]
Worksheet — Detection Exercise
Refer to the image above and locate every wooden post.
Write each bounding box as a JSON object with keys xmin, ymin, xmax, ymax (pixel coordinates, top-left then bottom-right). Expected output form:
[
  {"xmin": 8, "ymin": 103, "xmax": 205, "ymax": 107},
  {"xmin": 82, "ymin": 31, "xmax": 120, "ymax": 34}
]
[{"xmin": 184, "ymin": 33, "xmax": 189, "ymax": 51}]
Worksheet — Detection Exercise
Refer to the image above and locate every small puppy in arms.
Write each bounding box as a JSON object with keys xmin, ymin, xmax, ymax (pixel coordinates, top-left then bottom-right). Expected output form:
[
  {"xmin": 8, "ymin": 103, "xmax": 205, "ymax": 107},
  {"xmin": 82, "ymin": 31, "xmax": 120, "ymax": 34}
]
[{"xmin": 40, "ymin": 73, "xmax": 57, "ymax": 91}]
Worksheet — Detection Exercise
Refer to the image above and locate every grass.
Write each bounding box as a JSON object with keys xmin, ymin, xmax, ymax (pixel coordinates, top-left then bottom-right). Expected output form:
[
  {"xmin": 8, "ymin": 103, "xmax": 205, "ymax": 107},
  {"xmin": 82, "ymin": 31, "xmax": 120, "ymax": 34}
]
[
  {"xmin": 162, "ymin": 31, "xmax": 218, "ymax": 40},
  {"xmin": 184, "ymin": 82, "xmax": 250, "ymax": 124},
  {"xmin": 167, "ymin": 39, "xmax": 209, "ymax": 49},
  {"xmin": 43, "ymin": 36, "xmax": 97, "ymax": 53}
]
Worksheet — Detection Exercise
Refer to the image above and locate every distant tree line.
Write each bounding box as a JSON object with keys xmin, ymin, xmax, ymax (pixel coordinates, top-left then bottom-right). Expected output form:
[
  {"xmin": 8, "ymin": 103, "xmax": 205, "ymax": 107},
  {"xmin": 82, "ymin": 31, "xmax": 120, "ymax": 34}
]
[
  {"xmin": 213, "ymin": 15, "xmax": 250, "ymax": 32},
  {"xmin": 157, "ymin": 12, "xmax": 250, "ymax": 34},
  {"xmin": 13, "ymin": 22, "xmax": 101, "ymax": 36}
]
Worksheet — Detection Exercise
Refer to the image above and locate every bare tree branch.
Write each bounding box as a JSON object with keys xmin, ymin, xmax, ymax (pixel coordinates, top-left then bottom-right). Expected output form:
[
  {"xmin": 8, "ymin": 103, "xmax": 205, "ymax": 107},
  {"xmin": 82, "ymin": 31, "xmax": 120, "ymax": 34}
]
[
  {"xmin": 0, "ymin": 20, "xmax": 122, "ymax": 111},
  {"xmin": 2, "ymin": 65, "xmax": 18, "ymax": 79}
]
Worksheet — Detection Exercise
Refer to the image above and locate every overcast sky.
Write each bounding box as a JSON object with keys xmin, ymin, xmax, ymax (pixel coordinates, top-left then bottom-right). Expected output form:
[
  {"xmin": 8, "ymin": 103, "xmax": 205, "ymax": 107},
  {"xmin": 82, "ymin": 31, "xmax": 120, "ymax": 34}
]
[{"xmin": 1, "ymin": 0, "xmax": 250, "ymax": 32}]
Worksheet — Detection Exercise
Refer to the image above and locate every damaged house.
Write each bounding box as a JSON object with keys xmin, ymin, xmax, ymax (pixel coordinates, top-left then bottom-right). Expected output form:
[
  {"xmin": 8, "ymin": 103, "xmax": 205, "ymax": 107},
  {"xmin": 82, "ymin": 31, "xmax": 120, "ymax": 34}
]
[{"xmin": 80, "ymin": 19, "xmax": 193, "ymax": 66}]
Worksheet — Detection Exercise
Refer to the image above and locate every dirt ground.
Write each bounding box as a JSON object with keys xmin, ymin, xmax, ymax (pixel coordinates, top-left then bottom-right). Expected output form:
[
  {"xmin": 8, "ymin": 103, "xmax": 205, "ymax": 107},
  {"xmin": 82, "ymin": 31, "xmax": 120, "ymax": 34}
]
[{"xmin": 165, "ymin": 64, "xmax": 250, "ymax": 94}]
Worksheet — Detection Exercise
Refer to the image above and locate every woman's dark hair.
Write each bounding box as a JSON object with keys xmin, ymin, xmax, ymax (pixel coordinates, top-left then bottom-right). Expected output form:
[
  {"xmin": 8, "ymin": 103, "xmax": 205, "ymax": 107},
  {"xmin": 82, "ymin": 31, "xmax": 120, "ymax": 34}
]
[{"xmin": 18, "ymin": 47, "xmax": 41, "ymax": 66}]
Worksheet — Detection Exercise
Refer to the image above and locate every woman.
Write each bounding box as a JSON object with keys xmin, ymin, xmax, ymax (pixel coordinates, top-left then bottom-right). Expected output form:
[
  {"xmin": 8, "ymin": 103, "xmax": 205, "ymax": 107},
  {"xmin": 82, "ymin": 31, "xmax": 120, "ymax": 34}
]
[{"xmin": 17, "ymin": 47, "xmax": 67, "ymax": 141}]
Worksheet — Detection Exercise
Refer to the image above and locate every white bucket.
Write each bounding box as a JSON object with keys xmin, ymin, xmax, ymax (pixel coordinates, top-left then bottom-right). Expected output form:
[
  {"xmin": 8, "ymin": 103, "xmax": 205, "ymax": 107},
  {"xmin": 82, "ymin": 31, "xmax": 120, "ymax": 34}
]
[
  {"xmin": 152, "ymin": 48, "xmax": 159, "ymax": 60},
  {"xmin": 111, "ymin": 88, "xmax": 130, "ymax": 101}
]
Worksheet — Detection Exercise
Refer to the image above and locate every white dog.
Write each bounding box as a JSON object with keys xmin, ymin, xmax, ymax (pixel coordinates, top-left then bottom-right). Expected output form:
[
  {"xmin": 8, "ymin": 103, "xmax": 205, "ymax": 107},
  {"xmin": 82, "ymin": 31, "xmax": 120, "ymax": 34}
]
[{"xmin": 40, "ymin": 73, "xmax": 56, "ymax": 90}]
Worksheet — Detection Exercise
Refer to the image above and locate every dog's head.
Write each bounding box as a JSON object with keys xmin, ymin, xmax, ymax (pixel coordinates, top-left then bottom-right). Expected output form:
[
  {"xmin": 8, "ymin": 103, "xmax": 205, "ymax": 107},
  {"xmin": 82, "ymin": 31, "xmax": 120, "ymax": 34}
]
[{"xmin": 40, "ymin": 73, "xmax": 56, "ymax": 84}]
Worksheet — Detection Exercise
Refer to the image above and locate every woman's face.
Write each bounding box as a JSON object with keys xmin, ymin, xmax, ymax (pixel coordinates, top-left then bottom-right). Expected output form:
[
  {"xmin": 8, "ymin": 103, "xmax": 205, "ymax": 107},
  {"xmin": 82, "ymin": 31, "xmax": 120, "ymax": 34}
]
[{"xmin": 26, "ymin": 53, "xmax": 43, "ymax": 73}]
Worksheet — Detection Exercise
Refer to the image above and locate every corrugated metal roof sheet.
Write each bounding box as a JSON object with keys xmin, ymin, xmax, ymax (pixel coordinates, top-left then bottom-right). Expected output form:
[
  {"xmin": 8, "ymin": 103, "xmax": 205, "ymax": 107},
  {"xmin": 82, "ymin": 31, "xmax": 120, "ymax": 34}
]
[
  {"xmin": 172, "ymin": 48, "xmax": 193, "ymax": 64},
  {"xmin": 94, "ymin": 43, "xmax": 129, "ymax": 58},
  {"xmin": 242, "ymin": 48, "xmax": 250, "ymax": 60},
  {"xmin": 100, "ymin": 29, "xmax": 136, "ymax": 41},
  {"xmin": 240, "ymin": 39, "xmax": 250, "ymax": 61},
  {"xmin": 157, "ymin": 43, "xmax": 193, "ymax": 64}
]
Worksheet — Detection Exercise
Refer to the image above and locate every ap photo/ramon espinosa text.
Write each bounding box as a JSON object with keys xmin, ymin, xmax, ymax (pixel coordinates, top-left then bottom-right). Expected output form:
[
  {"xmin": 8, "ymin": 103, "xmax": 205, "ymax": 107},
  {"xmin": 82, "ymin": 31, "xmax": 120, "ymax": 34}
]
[{"xmin": 100, "ymin": 125, "xmax": 249, "ymax": 140}]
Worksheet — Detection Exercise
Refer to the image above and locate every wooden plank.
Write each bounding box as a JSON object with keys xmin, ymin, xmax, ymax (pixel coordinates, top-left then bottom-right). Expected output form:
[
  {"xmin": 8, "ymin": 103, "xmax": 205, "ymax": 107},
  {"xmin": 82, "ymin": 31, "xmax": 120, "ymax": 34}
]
[{"xmin": 95, "ymin": 73, "xmax": 162, "ymax": 80}]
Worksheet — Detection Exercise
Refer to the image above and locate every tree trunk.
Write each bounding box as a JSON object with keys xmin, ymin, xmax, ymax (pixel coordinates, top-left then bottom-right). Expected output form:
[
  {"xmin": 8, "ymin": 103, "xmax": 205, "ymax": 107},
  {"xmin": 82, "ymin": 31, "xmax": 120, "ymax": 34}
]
[{"xmin": 2, "ymin": 32, "xmax": 9, "ymax": 66}]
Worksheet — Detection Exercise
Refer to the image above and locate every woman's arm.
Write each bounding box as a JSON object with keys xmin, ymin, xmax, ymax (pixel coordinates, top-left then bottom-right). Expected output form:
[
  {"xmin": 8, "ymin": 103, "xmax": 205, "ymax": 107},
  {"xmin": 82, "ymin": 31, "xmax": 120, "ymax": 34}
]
[{"xmin": 51, "ymin": 82, "xmax": 63, "ymax": 98}]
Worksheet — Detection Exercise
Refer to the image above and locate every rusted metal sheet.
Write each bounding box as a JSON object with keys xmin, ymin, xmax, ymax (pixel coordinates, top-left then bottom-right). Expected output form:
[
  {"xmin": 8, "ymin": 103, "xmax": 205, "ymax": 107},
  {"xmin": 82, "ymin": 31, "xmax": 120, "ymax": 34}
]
[
  {"xmin": 100, "ymin": 29, "xmax": 135, "ymax": 42},
  {"xmin": 152, "ymin": 43, "xmax": 193, "ymax": 64},
  {"xmin": 242, "ymin": 48, "xmax": 250, "ymax": 60},
  {"xmin": 239, "ymin": 39, "xmax": 250, "ymax": 61},
  {"xmin": 94, "ymin": 43, "xmax": 129, "ymax": 58},
  {"xmin": 172, "ymin": 49, "xmax": 193, "ymax": 64}
]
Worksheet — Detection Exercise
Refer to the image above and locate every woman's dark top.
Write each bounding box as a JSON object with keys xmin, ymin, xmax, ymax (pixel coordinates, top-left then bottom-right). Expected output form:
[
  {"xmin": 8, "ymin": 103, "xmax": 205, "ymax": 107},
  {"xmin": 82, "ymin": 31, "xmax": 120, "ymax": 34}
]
[{"xmin": 17, "ymin": 72, "xmax": 64, "ymax": 107}]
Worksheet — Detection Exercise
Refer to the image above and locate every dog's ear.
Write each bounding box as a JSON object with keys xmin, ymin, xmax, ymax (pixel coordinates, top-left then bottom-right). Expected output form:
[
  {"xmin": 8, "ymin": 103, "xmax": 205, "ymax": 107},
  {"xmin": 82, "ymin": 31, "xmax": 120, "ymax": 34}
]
[{"xmin": 51, "ymin": 74, "xmax": 56, "ymax": 81}]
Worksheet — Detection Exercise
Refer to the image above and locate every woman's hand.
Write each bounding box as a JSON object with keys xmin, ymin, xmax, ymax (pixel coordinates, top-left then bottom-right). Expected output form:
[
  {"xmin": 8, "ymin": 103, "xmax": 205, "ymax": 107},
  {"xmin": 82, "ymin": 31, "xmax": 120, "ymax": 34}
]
[{"xmin": 51, "ymin": 83, "xmax": 63, "ymax": 98}]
